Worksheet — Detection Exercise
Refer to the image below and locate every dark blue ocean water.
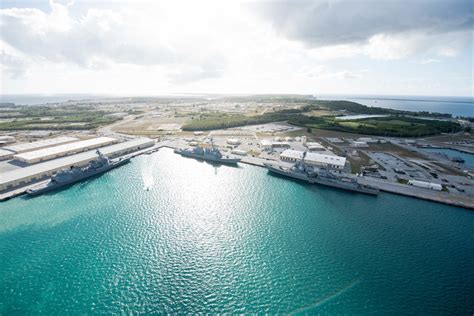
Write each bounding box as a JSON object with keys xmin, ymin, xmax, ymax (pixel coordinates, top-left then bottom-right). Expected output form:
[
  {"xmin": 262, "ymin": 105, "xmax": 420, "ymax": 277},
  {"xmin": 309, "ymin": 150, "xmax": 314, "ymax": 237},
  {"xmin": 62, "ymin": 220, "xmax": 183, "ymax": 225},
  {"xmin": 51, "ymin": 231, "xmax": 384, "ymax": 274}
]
[{"xmin": 1, "ymin": 148, "xmax": 473, "ymax": 314}]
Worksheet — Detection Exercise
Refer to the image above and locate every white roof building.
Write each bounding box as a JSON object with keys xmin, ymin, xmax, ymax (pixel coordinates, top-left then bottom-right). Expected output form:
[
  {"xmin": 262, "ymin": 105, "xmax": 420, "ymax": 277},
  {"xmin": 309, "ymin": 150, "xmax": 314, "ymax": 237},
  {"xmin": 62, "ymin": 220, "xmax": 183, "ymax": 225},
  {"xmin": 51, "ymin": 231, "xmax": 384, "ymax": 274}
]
[
  {"xmin": 280, "ymin": 149, "xmax": 346, "ymax": 169},
  {"xmin": 280, "ymin": 149, "xmax": 304, "ymax": 162},
  {"xmin": 358, "ymin": 137, "xmax": 377, "ymax": 143},
  {"xmin": 0, "ymin": 148, "xmax": 14, "ymax": 161},
  {"xmin": 0, "ymin": 136, "xmax": 15, "ymax": 145},
  {"xmin": 0, "ymin": 138, "xmax": 153, "ymax": 191},
  {"xmin": 305, "ymin": 152, "xmax": 346, "ymax": 169},
  {"xmin": 350, "ymin": 141, "xmax": 369, "ymax": 148},
  {"xmin": 13, "ymin": 137, "xmax": 117, "ymax": 164},
  {"xmin": 4, "ymin": 136, "xmax": 79, "ymax": 154},
  {"xmin": 305, "ymin": 142, "xmax": 325, "ymax": 151},
  {"xmin": 227, "ymin": 138, "xmax": 241, "ymax": 145}
]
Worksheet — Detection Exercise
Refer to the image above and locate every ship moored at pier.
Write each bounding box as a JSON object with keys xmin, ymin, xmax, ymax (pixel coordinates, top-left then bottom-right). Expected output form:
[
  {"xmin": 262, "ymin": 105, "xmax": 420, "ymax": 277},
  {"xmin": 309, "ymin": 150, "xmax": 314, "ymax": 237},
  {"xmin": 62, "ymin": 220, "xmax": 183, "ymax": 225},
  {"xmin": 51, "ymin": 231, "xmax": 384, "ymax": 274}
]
[
  {"xmin": 265, "ymin": 158, "xmax": 380, "ymax": 196},
  {"xmin": 27, "ymin": 150, "xmax": 130, "ymax": 196},
  {"xmin": 174, "ymin": 139, "xmax": 241, "ymax": 165}
]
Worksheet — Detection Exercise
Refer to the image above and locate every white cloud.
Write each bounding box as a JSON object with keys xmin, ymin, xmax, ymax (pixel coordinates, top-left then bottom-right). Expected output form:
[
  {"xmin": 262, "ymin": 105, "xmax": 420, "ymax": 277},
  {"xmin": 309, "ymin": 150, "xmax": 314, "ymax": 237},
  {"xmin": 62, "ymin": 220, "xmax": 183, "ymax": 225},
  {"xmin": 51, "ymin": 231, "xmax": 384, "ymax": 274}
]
[
  {"xmin": 0, "ymin": 0, "xmax": 230, "ymax": 81},
  {"xmin": 420, "ymin": 58, "xmax": 441, "ymax": 65},
  {"xmin": 0, "ymin": 50, "xmax": 28, "ymax": 78},
  {"xmin": 253, "ymin": 0, "xmax": 473, "ymax": 60},
  {"xmin": 0, "ymin": 0, "xmax": 471, "ymax": 96}
]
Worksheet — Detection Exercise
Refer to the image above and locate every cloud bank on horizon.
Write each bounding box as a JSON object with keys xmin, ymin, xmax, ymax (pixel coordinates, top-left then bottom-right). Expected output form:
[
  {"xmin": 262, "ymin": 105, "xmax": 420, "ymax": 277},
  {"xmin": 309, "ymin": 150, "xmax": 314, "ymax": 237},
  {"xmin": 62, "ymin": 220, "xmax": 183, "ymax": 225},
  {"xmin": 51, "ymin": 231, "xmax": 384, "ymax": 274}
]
[{"xmin": 1, "ymin": 0, "xmax": 472, "ymax": 96}]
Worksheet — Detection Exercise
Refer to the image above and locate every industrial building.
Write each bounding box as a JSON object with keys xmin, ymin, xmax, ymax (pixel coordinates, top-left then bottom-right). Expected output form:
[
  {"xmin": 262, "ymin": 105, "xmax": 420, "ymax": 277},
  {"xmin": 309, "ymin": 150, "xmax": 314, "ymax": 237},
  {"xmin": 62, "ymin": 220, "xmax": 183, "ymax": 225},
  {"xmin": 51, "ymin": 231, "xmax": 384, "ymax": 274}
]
[
  {"xmin": 13, "ymin": 137, "xmax": 117, "ymax": 164},
  {"xmin": 280, "ymin": 149, "xmax": 346, "ymax": 170},
  {"xmin": 350, "ymin": 141, "xmax": 369, "ymax": 148},
  {"xmin": 0, "ymin": 138, "xmax": 154, "ymax": 192},
  {"xmin": 279, "ymin": 149, "xmax": 303, "ymax": 162},
  {"xmin": 305, "ymin": 153, "xmax": 346, "ymax": 170},
  {"xmin": 305, "ymin": 142, "xmax": 325, "ymax": 151},
  {"xmin": 0, "ymin": 149, "xmax": 14, "ymax": 161},
  {"xmin": 0, "ymin": 136, "xmax": 15, "ymax": 146},
  {"xmin": 260, "ymin": 139, "xmax": 291, "ymax": 151},
  {"xmin": 4, "ymin": 136, "xmax": 79, "ymax": 154},
  {"xmin": 227, "ymin": 138, "xmax": 241, "ymax": 145}
]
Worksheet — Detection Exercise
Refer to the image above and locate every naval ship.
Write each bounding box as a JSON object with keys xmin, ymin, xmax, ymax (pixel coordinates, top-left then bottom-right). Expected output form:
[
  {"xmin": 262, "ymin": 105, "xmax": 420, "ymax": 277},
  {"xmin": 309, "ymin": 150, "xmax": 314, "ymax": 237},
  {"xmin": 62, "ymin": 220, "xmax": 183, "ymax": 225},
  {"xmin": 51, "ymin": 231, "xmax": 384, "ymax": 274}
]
[
  {"xmin": 174, "ymin": 139, "xmax": 241, "ymax": 164},
  {"xmin": 27, "ymin": 150, "xmax": 130, "ymax": 196},
  {"xmin": 264, "ymin": 154, "xmax": 379, "ymax": 196}
]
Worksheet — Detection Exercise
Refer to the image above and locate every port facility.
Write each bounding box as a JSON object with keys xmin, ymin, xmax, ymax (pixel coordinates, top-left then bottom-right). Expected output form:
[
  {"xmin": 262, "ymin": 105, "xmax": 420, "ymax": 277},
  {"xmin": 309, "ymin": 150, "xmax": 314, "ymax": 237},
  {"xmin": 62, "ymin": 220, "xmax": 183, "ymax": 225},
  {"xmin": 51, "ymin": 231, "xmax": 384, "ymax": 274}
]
[
  {"xmin": 0, "ymin": 138, "xmax": 154, "ymax": 192},
  {"xmin": 13, "ymin": 137, "xmax": 117, "ymax": 164}
]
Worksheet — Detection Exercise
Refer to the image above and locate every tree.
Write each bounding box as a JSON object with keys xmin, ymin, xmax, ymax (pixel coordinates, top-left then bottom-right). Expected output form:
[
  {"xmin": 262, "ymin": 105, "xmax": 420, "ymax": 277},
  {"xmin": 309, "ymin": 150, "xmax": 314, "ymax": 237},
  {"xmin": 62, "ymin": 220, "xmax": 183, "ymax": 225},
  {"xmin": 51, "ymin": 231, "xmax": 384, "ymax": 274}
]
[{"xmin": 307, "ymin": 127, "xmax": 312, "ymax": 133}]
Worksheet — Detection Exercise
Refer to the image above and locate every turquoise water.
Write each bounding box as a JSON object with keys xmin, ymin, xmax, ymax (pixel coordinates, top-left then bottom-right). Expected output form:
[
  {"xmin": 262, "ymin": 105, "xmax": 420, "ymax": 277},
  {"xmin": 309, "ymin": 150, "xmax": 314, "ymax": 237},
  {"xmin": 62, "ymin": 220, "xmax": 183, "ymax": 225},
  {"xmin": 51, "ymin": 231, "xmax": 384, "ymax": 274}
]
[
  {"xmin": 1, "ymin": 148, "xmax": 473, "ymax": 314},
  {"xmin": 421, "ymin": 148, "xmax": 474, "ymax": 169}
]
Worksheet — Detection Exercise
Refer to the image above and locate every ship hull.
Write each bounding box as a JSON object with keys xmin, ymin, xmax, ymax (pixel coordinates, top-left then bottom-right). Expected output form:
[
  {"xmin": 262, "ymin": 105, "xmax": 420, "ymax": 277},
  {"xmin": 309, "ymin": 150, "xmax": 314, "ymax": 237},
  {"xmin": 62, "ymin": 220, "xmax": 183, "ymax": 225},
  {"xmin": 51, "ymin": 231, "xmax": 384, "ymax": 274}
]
[
  {"xmin": 27, "ymin": 158, "xmax": 130, "ymax": 196},
  {"xmin": 175, "ymin": 149, "xmax": 241, "ymax": 164},
  {"xmin": 265, "ymin": 163, "xmax": 379, "ymax": 196}
]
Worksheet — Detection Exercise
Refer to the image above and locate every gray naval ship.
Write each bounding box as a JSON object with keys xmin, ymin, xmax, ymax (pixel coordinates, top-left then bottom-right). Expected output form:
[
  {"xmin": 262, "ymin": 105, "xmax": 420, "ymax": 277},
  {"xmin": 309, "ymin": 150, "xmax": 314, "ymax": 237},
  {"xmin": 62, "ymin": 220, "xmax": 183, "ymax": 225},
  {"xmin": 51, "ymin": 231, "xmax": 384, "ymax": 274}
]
[
  {"xmin": 27, "ymin": 150, "xmax": 130, "ymax": 196},
  {"xmin": 265, "ymin": 153, "xmax": 379, "ymax": 195},
  {"xmin": 174, "ymin": 140, "xmax": 241, "ymax": 165}
]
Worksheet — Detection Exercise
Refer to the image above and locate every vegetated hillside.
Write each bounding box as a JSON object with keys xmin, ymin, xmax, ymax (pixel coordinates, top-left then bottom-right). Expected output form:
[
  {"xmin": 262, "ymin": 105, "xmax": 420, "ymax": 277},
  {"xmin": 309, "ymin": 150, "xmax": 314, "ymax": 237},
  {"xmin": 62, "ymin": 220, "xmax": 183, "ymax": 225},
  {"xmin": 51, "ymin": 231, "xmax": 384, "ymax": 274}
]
[
  {"xmin": 289, "ymin": 115, "xmax": 461, "ymax": 137},
  {"xmin": 0, "ymin": 105, "xmax": 120, "ymax": 130},
  {"xmin": 182, "ymin": 99, "xmax": 459, "ymax": 136},
  {"xmin": 310, "ymin": 100, "xmax": 452, "ymax": 118}
]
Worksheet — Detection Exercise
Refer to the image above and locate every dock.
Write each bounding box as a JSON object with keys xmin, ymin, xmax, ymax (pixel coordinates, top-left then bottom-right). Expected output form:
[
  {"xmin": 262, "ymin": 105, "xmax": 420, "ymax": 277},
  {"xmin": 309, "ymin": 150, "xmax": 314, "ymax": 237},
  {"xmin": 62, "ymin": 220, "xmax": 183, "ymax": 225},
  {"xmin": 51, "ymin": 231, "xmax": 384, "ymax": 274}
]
[
  {"xmin": 0, "ymin": 180, "xmax": 49, "ymax": 201},
  {"xmin": 358, "ymin": 177, "xmax": 474, "ymax": 210}
]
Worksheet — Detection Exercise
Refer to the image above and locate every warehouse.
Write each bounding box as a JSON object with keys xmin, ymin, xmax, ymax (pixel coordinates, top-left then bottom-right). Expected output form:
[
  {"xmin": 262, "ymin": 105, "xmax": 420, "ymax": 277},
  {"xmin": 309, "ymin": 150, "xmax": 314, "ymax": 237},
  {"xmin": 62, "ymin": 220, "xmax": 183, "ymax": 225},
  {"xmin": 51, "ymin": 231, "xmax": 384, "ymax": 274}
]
[
  {"xmin": 305, "ymin": 142, "xmax": 325, "ymax": 151},
  {"xmin": 13, "ymin": 137, "xmax": 117, "ymax": 164},
  {"xmin": 260, "ymin": 139, "xmax": 291, "ymax": 151},
  {"xmin": 280, "ymin": 149, "xmax": 304, "ymax": 162},
  {"xmin": 0, "ymin": 136, "xmax": 15, "ymax": 145},
  {"xmin": 279, "ymin": 149, "xmax": 346, "ymax": 170},
  {"xmin": 4, "ymin": 136, "xmax": 79, "ymax": 153},
  {"xmin": 0, "ymin": 138, "xmax": 153, "ymax": 192},
  {"xmin": 226, "ymin": 138, "xmax": 241, "ymax": 145},
  {"xmin": 0, "ymin": 148, "xmax": 14, "ymax": 161},
  {"xmin": 305, "ymin": 152, "xmax": 346, "ymax": 170}
]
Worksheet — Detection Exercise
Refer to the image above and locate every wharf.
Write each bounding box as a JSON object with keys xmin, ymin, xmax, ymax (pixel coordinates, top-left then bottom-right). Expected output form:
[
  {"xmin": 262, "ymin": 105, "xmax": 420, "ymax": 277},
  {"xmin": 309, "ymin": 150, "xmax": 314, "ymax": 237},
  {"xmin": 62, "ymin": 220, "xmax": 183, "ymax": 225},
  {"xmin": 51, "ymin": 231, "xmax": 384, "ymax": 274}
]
[
  {"xmin": 240, "ymin": 156, "xmax": 267, "ymax": 167},
  {"xmin": 358, "ymin": 177, "xmax": 474, "ymax": 210},
  {"xmin": 0, "ymin": 180, "xmax": 48, "ymax": 201}
]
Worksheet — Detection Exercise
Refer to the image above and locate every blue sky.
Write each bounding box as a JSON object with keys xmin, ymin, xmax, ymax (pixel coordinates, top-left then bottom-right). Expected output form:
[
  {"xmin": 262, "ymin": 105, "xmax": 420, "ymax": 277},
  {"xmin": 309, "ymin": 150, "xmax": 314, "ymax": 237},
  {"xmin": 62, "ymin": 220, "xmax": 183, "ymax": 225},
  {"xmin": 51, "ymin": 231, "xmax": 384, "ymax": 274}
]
[{"xmin": 1, "ymin": 0, "xmax": 472, "ymax": 96}]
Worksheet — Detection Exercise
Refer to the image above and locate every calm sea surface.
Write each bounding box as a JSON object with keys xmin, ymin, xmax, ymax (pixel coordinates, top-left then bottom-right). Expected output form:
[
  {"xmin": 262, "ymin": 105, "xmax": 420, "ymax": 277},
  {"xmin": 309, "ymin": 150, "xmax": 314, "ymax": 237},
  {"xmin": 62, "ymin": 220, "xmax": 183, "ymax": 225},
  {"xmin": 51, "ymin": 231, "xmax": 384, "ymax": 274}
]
[{"xmin": 1, "ymin": 148, "xmax": 473, "ymax": 314}]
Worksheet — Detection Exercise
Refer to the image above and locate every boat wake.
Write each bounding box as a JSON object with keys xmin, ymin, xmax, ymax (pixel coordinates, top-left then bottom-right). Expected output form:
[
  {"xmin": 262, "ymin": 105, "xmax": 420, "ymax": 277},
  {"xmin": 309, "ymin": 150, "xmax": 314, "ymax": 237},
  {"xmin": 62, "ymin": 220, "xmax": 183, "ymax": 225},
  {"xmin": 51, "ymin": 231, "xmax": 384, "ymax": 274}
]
[
  {"xmin": 289, "ymin": 278, "xmax": 361, "ymax": 314},
  {"xmin": 141, "ymin": 155, "xmax": 157, "ymax": 191}
]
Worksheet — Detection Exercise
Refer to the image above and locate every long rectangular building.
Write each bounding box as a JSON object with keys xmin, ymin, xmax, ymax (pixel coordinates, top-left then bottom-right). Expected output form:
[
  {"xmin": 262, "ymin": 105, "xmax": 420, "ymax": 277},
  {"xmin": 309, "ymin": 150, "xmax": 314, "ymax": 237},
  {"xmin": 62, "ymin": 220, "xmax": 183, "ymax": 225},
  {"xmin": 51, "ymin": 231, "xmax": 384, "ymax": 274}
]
[
  {"xmin": 0, "ymin": 148, "xmax": 15, "ymax": 161},
  {"xmin": 0, "ymin": 138, "xmax": 154, "ymax": 192},
  {"xmin": 280, "ymin": 149, "xmax": 347, "ymax": 170},
  {"xmin": 13, "ymin": 137, "xmax": 117, "ymax": 164},
  {"xmin": 4, "ymin": 136, "xmax": 79, "ymax": 154}
]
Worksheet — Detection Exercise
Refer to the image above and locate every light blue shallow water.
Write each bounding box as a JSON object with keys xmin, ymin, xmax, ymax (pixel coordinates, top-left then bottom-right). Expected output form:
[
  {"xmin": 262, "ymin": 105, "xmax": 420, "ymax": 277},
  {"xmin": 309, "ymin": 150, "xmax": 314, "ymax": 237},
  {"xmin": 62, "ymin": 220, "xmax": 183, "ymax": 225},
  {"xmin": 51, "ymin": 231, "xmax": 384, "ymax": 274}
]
[{"xmin": 1, "ymin": 148, "xmax": 474, "ymax": 314}]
